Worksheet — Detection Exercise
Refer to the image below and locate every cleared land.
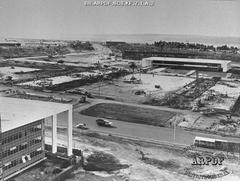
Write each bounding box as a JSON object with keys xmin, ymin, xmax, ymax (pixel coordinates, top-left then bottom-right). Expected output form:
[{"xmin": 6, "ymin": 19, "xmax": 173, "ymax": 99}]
[
  {"xmin": 0, "ymin": 66, "xmax": 40, "ymax": 80},
  {"xmin": 43, "ymin": 127, "xmax": 240, "ymax": 181},
  {"xmin": 80, "ymin": 103, "xmax": 176, "ymax": 127},
  {"xmin": 80, "ymin": 80, "xmax": 147, "ymax": 103},
  {"xmin": 80, "ymin": 73, "xmax": 194, "ymax": 104}
]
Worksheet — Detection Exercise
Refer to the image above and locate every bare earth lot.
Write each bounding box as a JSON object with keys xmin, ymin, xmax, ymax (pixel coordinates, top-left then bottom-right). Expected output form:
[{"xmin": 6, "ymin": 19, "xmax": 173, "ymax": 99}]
[
  {"xmin": 80, "ymin": 103, "xmax": 176, "ymax": 127},
  {"xmin": 81, "ymin": 80, "xmax": 147, "ymax": 103},
  {"xmin": 43, "ymin": 128, "xmax": 240, "ymax": 181},
  {"xmin": 80, "ymin": 73, "xmax": 194, "ymax": 103}
]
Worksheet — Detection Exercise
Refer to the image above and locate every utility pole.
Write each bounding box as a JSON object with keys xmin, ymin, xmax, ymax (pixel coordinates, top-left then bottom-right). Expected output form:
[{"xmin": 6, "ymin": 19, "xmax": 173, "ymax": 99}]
[
  {"xmin": 195, "ymin": 69, "xmax": 199, "ymax": 87},
  {"xmin": 238, "ymin": 144, "xmax": 240, "ymax": 165},
  {"xmin": 98, "ymin": 61, "xmax": 102, "ymax": 97},
  {"xmin": 98, "ymin": 81, "xmax": 101, "ymax": 96},
  {"xmin": 173, "ymin": 114, "xmax": 177, "ymax": 143},
  {"xmin": 0, "ymin": 114, "xmax": 4, "ymax": 181}
]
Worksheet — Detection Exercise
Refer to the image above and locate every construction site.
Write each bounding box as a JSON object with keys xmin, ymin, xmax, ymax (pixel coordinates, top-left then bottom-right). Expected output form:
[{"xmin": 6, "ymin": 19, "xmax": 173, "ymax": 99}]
[
  {"xmin": 1, "ymin": 39, "xmax": 240, "ymax": 181},
  {"xmin": 1, "ymin": 0, "xmax": 240, "ymax": 179}
]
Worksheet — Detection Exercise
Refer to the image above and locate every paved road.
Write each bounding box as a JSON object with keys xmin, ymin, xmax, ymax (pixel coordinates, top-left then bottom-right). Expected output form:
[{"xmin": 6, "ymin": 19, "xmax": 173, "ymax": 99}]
[
  {"xmin": 44, "ymin": 98, "xmax": 240, "ymax": 146},
  {"xmin": 73, "ymin": 113, "xmax": 240, "ymax": 146},
  {"xmin": 2, "ymin": 82, "xmax": 239, "ymax": 146}
]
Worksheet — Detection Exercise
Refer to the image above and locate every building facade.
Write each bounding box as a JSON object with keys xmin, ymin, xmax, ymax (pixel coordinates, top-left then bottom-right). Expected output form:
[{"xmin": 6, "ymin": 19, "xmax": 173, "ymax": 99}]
[
  {"xmin": 0, "ymin": 97, "xmax": 73, "ymax": 180},
  {"xmin": 142, "ymin": 57, "xmax": 232, "ymax": 72},
  {"xmin": 0, "ymin": 119, "xmax": 45, "ymax": 180}
]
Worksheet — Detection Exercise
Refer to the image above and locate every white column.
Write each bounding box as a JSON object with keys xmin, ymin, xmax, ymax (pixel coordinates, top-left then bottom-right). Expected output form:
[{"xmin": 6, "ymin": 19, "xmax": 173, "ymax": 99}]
[
  {"xmin": 67, "ymin": 106, "xmax": 73, "ymax": 156},
  {"xmin": 42, "ymin": 119, "xmax": 45, "ymax": 151},
  {"xmin": 52, "ymin": 114, "xmax": 57, "ymax": 154}
]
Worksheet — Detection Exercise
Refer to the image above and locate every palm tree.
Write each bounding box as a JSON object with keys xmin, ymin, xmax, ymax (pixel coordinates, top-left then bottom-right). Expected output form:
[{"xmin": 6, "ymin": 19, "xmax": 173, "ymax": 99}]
[{"xmin": 129, "ymin": 62, "xmax": 137, "ymax": 76}]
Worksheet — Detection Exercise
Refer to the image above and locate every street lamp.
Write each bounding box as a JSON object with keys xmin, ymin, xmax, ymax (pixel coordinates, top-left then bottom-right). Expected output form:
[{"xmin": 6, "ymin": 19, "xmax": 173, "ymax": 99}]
[{"xmin": 173, "ymin": 114, "xmax": 178, "ymax": 143}]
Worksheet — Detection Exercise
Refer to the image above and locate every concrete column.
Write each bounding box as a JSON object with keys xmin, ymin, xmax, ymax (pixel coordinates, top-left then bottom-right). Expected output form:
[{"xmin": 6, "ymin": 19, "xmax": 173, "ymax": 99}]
[
  {"xmin": 52, "ymin": 114, "xmax": 57, "ymax": 154},
  {"xmin": 42, "ymin": 119, "xmax": 45, "ymax": 151},
  {"xmin": 67, "ymin": 106, "xmax": 73, "ymax": 156}
]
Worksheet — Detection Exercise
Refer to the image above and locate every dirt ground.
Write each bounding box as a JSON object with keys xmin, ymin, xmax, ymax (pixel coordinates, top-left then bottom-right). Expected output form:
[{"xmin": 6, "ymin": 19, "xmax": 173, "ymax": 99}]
[
  {"xmin": 11, "ymin": 156, "xmax": 70, "ymax": 181},
  {"xmin": 80, "ymin": 73, "xmax": 194, "ymax": 104},
  {"xmin": 81, "ymin": 80, "xmax": 147, "ymax": 103},
  {"xmin": 44, "ymin": 128, "xmax": 240, "ymax": 181}
]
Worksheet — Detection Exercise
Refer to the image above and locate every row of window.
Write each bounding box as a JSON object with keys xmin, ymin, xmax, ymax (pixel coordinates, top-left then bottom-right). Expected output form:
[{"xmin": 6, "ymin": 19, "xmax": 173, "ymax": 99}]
[
  {"xmin": 2, "ymin": 132, "xmax": 23, "ymax": 145},
  {"xmin": 1, "ymin": 136, "xmax": 42, "ymax": 159},
  {"xmin": 3, "ymin": 149, "xmax": 43, "ymax": 171},
  {"xmin": 2, "ymin": 124, "xmax": 42, "ymax": 145}
]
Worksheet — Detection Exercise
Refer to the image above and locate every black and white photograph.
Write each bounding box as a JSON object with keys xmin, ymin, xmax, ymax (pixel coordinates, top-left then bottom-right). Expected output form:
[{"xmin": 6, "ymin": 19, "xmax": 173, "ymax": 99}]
[{"xmin": 0, "ymin": 0, "xmax": 240, "ymax": 180}]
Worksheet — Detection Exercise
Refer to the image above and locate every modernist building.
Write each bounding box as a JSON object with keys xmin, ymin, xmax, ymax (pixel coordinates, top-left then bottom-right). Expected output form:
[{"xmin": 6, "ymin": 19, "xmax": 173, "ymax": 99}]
[
  {"xmin": 142, "ymin": 57, "xmax": 232, "ymax": 72},
  {"xmin": 0, "ymin": 97, "xmax": 73, "ymax": 180}
]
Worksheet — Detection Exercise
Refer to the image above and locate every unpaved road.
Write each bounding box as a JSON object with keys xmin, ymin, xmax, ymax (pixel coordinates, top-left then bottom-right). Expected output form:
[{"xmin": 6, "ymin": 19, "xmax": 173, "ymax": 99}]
[{"xmin": 45, "ymin": 128, "xmax": 240, "ymax": 181}]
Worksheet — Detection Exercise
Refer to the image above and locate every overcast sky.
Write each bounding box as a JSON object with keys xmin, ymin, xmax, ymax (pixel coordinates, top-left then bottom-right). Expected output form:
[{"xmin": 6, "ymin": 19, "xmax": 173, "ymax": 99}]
[{"xmin": 0, "ymin": 0, "xmax": 239, "ymax": 39}]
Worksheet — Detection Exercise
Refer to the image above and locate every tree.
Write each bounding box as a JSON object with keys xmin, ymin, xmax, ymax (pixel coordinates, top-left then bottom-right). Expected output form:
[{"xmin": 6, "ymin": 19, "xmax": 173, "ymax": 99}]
[
  {"xmin": 129, "ymin": 62, "xmax": 137, "ymax": 75},
  {"xmin": 5, "ymin": 76, "xmax": 13, "ymax": 81},
  {"xmin": 57, "ymin": 60, "xmax": 64, "ymax": 64}
]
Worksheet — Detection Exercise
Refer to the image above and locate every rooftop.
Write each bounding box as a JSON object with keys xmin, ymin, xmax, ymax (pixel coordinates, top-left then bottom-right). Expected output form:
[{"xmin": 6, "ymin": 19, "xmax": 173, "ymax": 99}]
[
  {"xmin": 194, "ymin": 136, "xmax": 216, "ymax": 143},
  {"xmin": 0, "ymin": 97, "xmax": 72, "ymax": 133},
  {"xmin": 143, "ymin": 57, "xmax": 231, "ymax": 65}
]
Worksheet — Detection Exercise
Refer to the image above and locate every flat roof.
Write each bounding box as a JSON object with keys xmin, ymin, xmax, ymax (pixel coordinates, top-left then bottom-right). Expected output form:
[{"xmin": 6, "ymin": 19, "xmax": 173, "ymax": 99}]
[
  {"xmin": 143, "ymin": 57, "xmax": 231, "ymax": 65},
  {"xmin": 0, "ymin": 97, "xmax": 72, "ymax": 133}
]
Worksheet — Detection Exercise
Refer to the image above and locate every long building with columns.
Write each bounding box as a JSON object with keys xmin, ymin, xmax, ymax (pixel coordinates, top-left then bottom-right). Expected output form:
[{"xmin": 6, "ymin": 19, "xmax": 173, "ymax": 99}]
[
  {"xmin": 0, "ymin": 97, "xmax": 73, "ymax": 180},
  {"xmin": 142, "ymin": 57, "xmax": 232, "ymax": 72}
]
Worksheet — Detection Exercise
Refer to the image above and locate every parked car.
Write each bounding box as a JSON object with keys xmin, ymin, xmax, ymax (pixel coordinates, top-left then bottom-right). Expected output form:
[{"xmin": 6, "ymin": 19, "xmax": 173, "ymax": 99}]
[
  {"xmin": 76, "ymin": 123, "xmax": 89, "ymax": 130},
  {"xmin": 96, "ymin": 119, "xmax": 113, "ymax": 127},
  {"xmin": 200, "ymin": 109, "xmax": 217, "ymax": 116}
]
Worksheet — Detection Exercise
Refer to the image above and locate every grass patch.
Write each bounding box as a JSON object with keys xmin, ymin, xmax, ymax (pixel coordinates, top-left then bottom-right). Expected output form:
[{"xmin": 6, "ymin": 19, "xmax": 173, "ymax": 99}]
[
  {"xmin": 81, "ymin": 103, "xmax": 176, "ymax": 127},
  {"xmin": 142, "ymin": 157, "xmax": 180, "ymax": 171}
]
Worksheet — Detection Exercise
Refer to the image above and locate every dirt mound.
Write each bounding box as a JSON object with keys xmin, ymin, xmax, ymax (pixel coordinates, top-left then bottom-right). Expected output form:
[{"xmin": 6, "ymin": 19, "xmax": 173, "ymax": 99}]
[{"xmin": 83, "ymin": 151, "xmax": 129, "ymax": 172}]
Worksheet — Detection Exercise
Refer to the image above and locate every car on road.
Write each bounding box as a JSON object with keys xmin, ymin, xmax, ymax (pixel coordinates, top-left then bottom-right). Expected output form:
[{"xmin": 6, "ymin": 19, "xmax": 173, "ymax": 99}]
[
  {"xmin": 76, "ymin": 123, "xmax": 89, "ymax": 130},
  {"xmin": 68, "ymin": 88, "xmax": 93, "ymax": 98},
  {"xmin": 96, "ymin": 119, "xmax": 113, "ymax": 127}
]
